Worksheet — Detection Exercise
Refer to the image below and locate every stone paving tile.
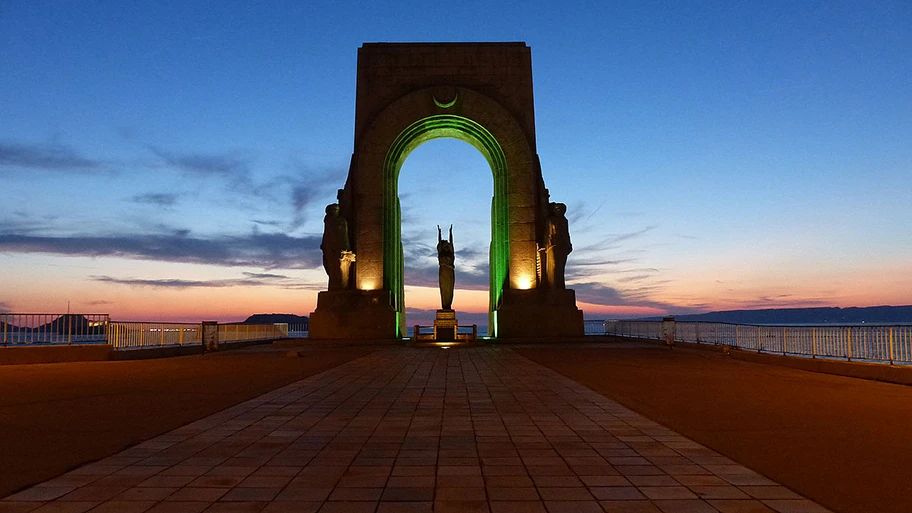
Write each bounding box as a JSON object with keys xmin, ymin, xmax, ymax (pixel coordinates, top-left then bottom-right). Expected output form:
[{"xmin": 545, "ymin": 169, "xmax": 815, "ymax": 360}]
[{"xmin": 1, "ymin": 347, "xmax": 836, "ymax": 513}]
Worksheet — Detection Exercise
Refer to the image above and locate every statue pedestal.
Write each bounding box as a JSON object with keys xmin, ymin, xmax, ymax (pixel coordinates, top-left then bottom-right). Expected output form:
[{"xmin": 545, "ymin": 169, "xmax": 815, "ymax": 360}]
[
  {"xmin": 309, "ymin": 290, "xmax": 398, "ymax": 340},
  {"xmin": 434, "ymin": 309, "xmax": 458, "ymax": 342},
  {"xmin": 496, "ymin": 288, "xmax": 584, "ymax": 339}
]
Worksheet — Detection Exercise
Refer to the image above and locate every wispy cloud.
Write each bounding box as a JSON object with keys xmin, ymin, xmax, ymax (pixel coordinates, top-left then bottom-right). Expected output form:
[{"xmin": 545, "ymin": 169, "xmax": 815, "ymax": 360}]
[
  {"xmin": 279, "ymin": 163, "xmax": 347, "ymax": 229},
  {"xmin": 575, "ymin": 225, "xmax": 659, "ymax": 254},
  {"xmin": 404, "ymin": 261, "xmax": 490, "ymax": 290},
  {"xmin": 0, "ymin": 141, "xmax": 101, "ymax": 171},
  {"xmin": 92, "ymin": 273, "xmax": 322, "ymax": 290},
  {"xmin": 86, "ymin": 300, "xmax": 114, "ymax": 306},
  {"xmin": 399, "ymin": 234, "xmax": 489, "ymax": 290},
  {"xmin": 572, "ymin": 281, "xmax": 694, "ymax": 314},
  {"xmin": 241, "ymin": 272, "xmax": 289, "ymax": 280},
  {"xmin": 252, "ymin": 219, "xmax": 283, "ymax": 228},
  {"xmin": 149, "ymin": 146, "xmax": 249, "ymax": 177},
  {"xmin": 723, "ymin": 296, "xmax": 833, "ymax": 310},
  {"xmin": 129, "ymin": 193, "xmax": 180, "ymax": 207},
  {"xmin": 0, "ymin": 231, "xmax": 322, "ymax": 269},
  {"xmin": 291, "ymin": 183, "xmax": 319, "ymax": 228},
  {"xmin": 0, "ymin": 301, "xmax": 13, "ymax": 313}
]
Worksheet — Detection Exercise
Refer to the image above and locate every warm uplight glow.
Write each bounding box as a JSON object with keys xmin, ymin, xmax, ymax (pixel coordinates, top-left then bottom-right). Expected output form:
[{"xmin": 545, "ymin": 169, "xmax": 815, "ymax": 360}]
[
  {"xmin": 514, "ymin": 274, "xmax": 536, "ymax": 290},
  {"xmin": 358, "ymin": 272, "xmax": 381, "ymax": 291}
]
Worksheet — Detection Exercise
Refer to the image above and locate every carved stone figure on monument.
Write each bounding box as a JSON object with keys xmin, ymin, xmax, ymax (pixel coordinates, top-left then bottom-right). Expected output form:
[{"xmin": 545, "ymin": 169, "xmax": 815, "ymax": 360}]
[
  {"xmin": 321, "ymin": 203, "xmax": 355, "ymax": 290},
  {"xmin": 544, "ymin": 202, "xmax": 571, "ymax": 289},
  {"xmin": 437, "ymin": 224, "xmax": 455, "ymax": 310}
]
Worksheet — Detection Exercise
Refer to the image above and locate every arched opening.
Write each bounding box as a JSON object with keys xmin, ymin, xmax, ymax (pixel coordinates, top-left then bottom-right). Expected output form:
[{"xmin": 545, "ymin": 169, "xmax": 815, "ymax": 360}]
[
  {"xmin": 384, "ymin": 114, "xmax": 510, "ymax": 337},
  {"xmin": 398, "ymin": 139, "xmax": 492, "ymax": 335}
]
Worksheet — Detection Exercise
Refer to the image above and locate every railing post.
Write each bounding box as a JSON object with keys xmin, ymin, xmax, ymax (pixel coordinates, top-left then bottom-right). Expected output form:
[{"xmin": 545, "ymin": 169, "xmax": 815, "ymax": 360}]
[
  {"xmin": 662, "ymin": 317, "xmax": 675, "ymax": 346},
  {"xmin": 889, "ymin": 327, "xmax": 895, "ymax": 365},
  {"xmin": 847, "ymin": 327, "xmax": 852, "ymax": 361},
  {"xmin": 735, "ymin": 325, "xmax": 739, "ymax": 347},
  {"xmin": 812, "ymin": 328, "xmax": 817, "ymax": 359},
  {"xmin": 67, "ymin": 315, "xmax": 73, "ymax": 345},
  {"xmin": 782, "ymin": 327, "xmax": 787, "ymax": 355},
  {"xmin": 757, "ymin": 326, "xmax": 762, "ymax": 353}
]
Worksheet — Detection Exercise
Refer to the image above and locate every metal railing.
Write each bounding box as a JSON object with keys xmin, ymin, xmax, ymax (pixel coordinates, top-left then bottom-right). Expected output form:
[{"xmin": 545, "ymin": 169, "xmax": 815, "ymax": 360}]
[
  {"xmin": 287, "ymin": 323, "xmax": 309, "ymax": 338},
  {"xmin": 0, "ymin": 313, "xmax": 293, "ymax": 350},
  {"xmin": 598, "ymin": 320, "xmax": 663, "ymax": 340},
  {"xmin": 218, "ymin": 323, "xmax": 289, "ymax": 343},
  {"xmin": 583, "ymin": 319, "xmax": 609, "ymax": 335},
  {"xmin": 412, "ymin": 324, "xmax": 478, "ymax": 342},
  {"xmin": 1, "ymin": 314, "xmax": 110, "ymax": 345},
  {"xmin": 109, "ymin": 322, "xmax": 289, "ymax": 349},
  {"xmin": 107, "ymin": 322, "xmax": 202, "ymax": 349},
  {"xmin": 602, "ymin": 320, "xmax": 912, "ymax": 365}
]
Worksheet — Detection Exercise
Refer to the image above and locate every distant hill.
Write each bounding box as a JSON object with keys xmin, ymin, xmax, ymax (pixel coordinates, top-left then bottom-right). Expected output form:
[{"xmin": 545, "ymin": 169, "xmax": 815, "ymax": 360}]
[
  {"xmin": 643, "ymin": 305, "xmax": 912, "ymax": 324},
  {"xmin": 242, "ymin": 314, "xmax": 309, "ymax": 326},
  {"xmin": 37, "ymin": 314, "xmax": 105, "ymax": 334}
]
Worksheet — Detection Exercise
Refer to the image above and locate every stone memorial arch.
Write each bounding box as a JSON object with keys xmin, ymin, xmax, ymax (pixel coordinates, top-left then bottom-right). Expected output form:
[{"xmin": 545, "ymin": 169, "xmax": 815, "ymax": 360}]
[{"xmin": 310, "ymin": 42, "xmax": 584, "ymax": 339}]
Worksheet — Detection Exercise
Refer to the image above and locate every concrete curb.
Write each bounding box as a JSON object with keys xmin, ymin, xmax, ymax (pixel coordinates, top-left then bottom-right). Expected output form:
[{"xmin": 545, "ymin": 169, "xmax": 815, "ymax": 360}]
[
  {"xmin": 0, "ymin": 345, "xmax": 112, "ymax": 365},
  {"xmin": 0, "ymin": 339, "xmax": 281, "ymax": 365}
]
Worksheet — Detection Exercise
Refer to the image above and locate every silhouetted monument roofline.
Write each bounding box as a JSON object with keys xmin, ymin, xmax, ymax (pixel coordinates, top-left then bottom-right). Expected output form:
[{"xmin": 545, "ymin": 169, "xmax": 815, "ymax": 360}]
[
  {"xmin": 360, "ymin": 42, "xmax": 529, "ymax": 48},
  {"xmin": 355, "ymin": 42, "xmax": 536, "ymax": 149}
]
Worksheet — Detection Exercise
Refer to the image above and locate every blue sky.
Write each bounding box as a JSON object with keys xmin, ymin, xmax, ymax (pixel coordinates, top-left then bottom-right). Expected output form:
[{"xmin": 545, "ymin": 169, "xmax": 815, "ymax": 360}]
[{"xmin": 1, "ymin": 1, "xmax": 910, "ymax": 322}]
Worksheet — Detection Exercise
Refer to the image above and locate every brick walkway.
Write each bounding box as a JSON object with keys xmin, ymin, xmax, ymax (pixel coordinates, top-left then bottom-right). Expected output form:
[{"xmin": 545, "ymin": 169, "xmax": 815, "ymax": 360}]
[{"xmin": 1, "ymin": 347, "xmax": 832, "ymax": 513}]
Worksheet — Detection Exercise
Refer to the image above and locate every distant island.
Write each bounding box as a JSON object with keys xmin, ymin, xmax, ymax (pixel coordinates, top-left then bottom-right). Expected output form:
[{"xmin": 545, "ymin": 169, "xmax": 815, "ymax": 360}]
[
  {"xmin": 241, "ymin": 314, "xmax": 309, "ymax": 328},
  {"xmin": 642, "ymin": 305, "xmax": 912, "ymax": 325}
]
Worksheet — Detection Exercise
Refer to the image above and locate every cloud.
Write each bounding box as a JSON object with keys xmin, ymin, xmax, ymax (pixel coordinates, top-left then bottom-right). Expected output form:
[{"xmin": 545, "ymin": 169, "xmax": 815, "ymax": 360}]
[
  {"xmin": 86, "ymin": 300, "xmax": 114, "ymax": 306},
  {"xmin": 129, "ymin": 193, "xmax": 179, "ymax": 207},
  {"xmin": 291, "ymin": 183, "xmax": 319, "ymax": 228},
  {"xmin": 615, "ymin": 273, "xmax": 657, "ymax": 283},
  {"xmin": 0, "ymin": 301, "xmax": 13, "ymax": 313},
  {"xmin": 252, "ymin": 219, "xmax": 283, "ymax": 228},
  {"xmin": 0, "ymin": 141, "xmax": 101, "ymax": 171},
  {"xmin": 0, "ymin": 231, "xmax": 323, "ymax": 269},
  {"xmin": 567, "ymin": 200, "xmax": 602, "ymax": 226},
  {"xmin": 149, "ymin": 146, "xmax": 249, "ymax": 177},
  {"xmin": 726, "ymin": 296, "xmax": 833, "ymax": 309},
  {"xmin": 92, "ymin": 274, "xmax": 323, "ymax": 290},
  {"xmin": 575, "ymin": 225, "xmax": 659, "ymax": 254},
  {"xmin": 572, "ymin": 281, "xmax": 694, "ymax": 314},
  {"xmin": 403, "ymin": 260, "xmax": 490, "ymax": 291},
  {"xmin": 241, "ymin": 272, "xmax": 289, "ymax": 279},
  {"xmin": 279, "ymin": 163, "xmax": 347, "ymax": 229},
  {"xmin": 399, "ymin": 233, "xmax": 489, "ymax": 290}
]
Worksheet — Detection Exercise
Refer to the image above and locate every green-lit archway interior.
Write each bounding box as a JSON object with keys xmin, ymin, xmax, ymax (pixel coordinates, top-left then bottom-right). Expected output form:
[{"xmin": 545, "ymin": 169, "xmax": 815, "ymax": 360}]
[{"xmin": 384, "ymin": 114, "xmax": 508, "ymax": 337}]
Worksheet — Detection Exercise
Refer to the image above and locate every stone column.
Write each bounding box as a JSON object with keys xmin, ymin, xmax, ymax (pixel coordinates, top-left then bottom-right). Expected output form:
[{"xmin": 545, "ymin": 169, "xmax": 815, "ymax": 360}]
[
  {"xmin": 662, "ymin": 317, "xmax": 676, "ymax": 346},
  {"xmin": 202, "ymin": 321, "xmax": 218, "ymax": 352}
]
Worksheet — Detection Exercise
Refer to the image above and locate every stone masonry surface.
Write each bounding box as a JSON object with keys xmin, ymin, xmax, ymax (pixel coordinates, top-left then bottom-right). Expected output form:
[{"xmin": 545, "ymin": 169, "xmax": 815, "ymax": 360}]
[{"xmin": 1, "ymin": 347, "xmax": 832, "ymax": 513}]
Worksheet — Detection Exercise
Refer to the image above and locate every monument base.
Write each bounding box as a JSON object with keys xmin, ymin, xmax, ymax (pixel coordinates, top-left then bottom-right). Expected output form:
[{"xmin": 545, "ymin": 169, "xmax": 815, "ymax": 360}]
[
  {"xmin": 309, "ymin": 290, "xmax": 398, "ymax": 340},
  {"xmin": 434, "ymin": 309, "xmax": 457, "ymax": 342},
  {"xmin": 496, "ymin": 288, "xmax": 584, "ymax": 339}
]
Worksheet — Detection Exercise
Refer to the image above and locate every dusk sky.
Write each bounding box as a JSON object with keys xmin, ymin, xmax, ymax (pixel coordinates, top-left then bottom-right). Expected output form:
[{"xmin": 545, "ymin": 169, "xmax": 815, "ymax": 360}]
[{"xmin": 2, "ymin": 1, "xmax": 910, "ymax": 323}]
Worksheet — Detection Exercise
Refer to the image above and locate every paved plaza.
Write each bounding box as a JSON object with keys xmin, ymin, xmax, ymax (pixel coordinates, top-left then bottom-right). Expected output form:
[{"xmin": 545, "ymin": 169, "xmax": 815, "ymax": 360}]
[{"xmin": 2, "ymin": 347, "xmax": 831, "ymax": 513}]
